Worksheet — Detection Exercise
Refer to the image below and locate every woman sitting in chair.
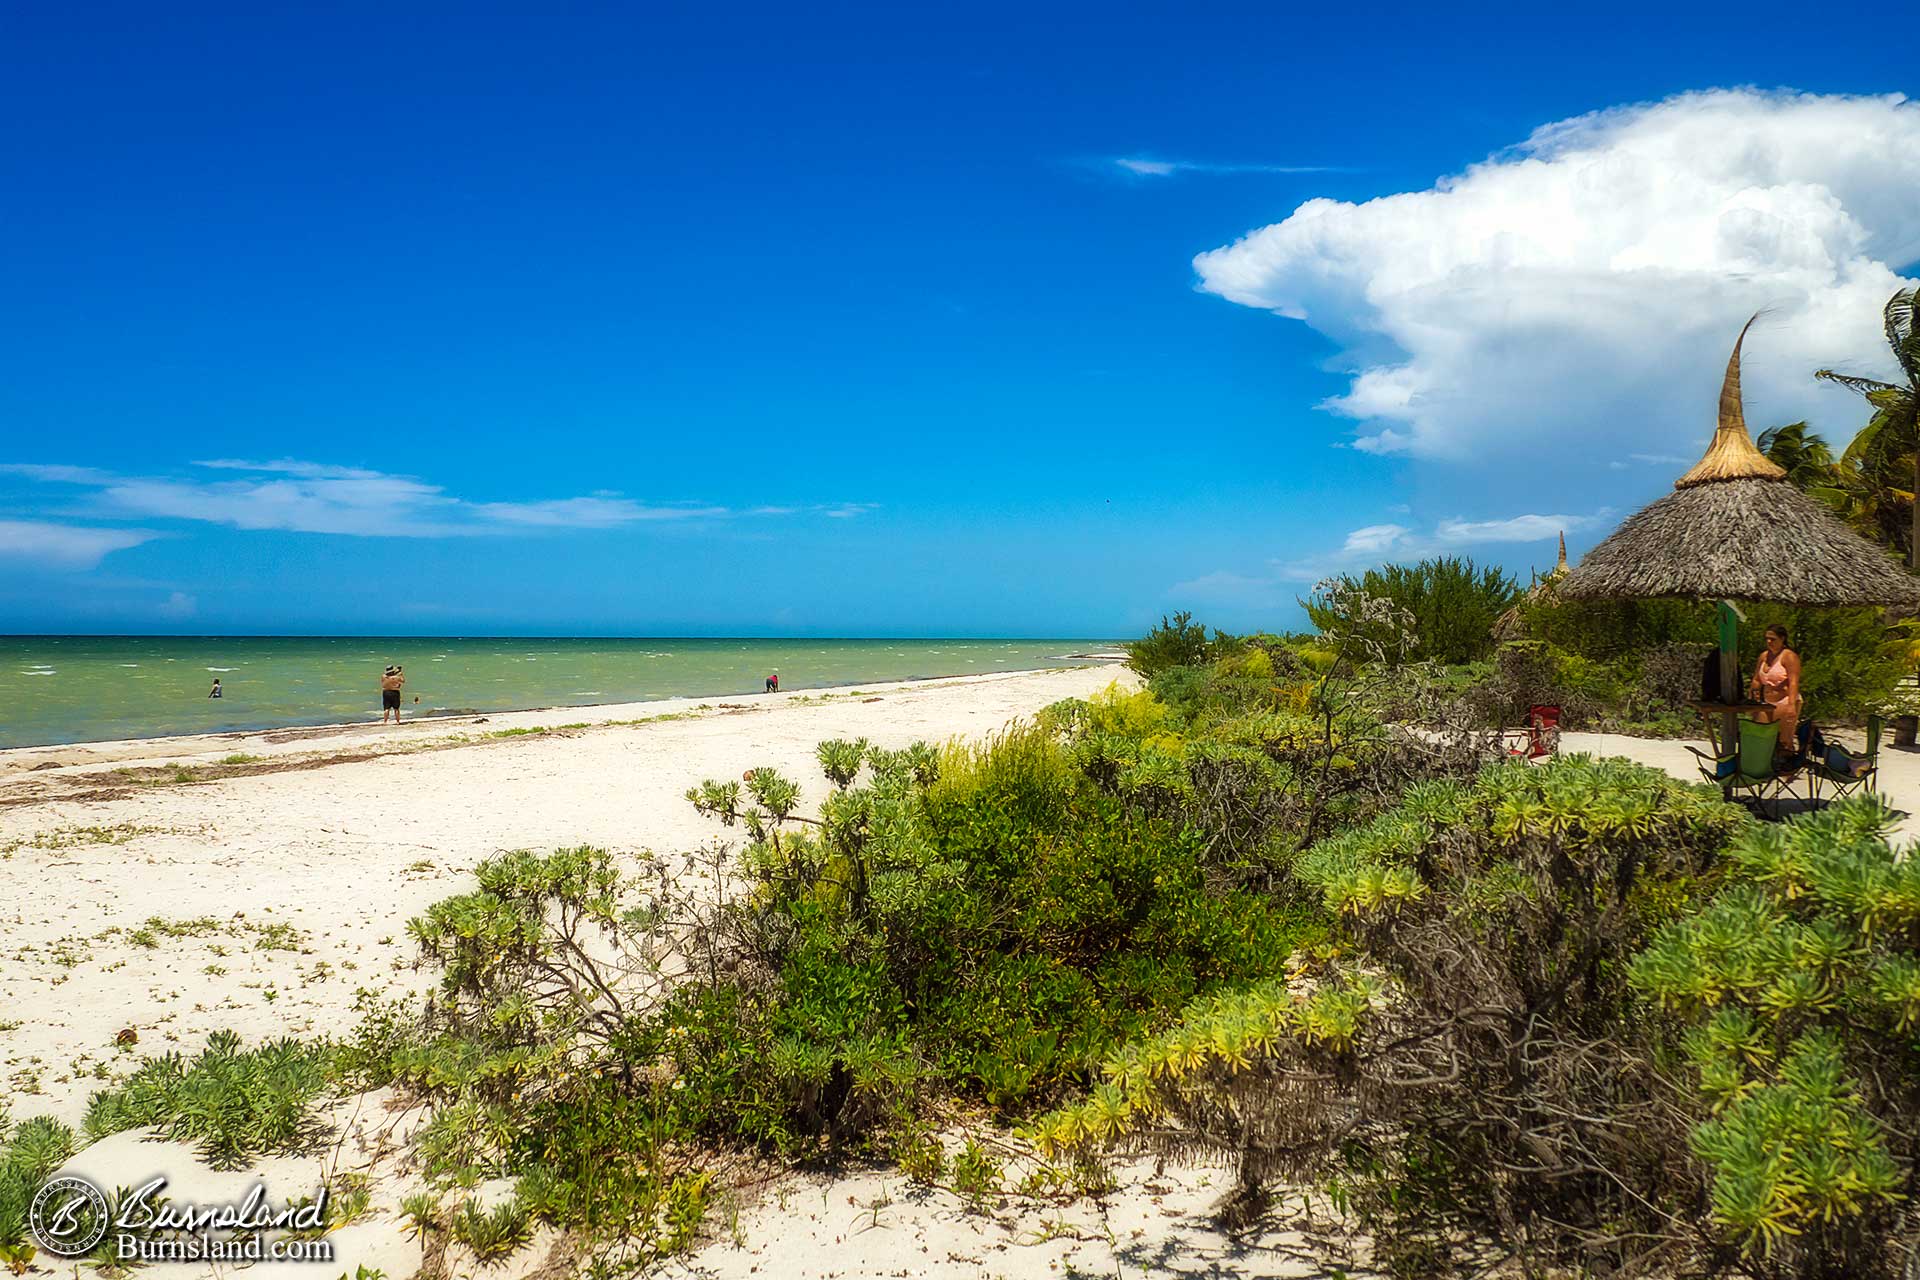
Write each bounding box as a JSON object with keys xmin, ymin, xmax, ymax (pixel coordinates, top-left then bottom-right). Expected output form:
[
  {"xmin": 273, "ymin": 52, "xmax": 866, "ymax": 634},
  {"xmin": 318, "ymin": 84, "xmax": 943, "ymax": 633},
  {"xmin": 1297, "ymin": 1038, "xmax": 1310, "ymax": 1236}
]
[{"xmin": 1748, "ymin": 624, "xmax": 1802, "ymax": 756}]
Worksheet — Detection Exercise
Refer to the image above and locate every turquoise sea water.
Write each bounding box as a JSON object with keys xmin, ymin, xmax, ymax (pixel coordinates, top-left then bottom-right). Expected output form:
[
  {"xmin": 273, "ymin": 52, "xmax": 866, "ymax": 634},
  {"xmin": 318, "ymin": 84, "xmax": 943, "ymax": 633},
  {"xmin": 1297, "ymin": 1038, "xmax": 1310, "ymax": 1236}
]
[{"xmin": 0, "ymin": 637, "xmax": 1119, "ymax": 749}]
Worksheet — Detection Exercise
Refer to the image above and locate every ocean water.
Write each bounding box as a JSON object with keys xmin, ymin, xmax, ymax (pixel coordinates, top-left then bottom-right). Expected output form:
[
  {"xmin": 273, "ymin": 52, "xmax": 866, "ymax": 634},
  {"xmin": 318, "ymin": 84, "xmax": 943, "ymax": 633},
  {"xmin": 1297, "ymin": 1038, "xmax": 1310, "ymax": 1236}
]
[{"xmin": 0, "ymin": 636, "xmax": 1120, "ymax": 749}]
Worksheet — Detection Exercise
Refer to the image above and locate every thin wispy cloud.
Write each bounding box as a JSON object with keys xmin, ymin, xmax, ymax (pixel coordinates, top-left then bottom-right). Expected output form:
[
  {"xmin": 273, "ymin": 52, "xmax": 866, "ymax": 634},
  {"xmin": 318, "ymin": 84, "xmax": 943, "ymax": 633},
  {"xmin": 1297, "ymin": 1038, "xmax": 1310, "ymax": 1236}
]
[
  {"xmin": 1272, "ymin": 511, "xmax": 1601, "ymax": 584},
  {"xmin": 0, "ymin": 459, "xmax": 875, "ymax": 559},
  {"xmin": 1434, "ymin": 513, "xmax": 1590, "ymax": 544},
  {"xmin": 0, "ymin": 463, "xmax": 117, "ymax": 485},
  {"xmin": 0, "ymin": 519, "xmax": 157, "ymax": 569},
  {"xmin": 1112, "ymin": 156, "xmax": 1343, "ymax": 179},
  {"xmin": 1165, "ymin": 569, "xmax": 1289, "ymax": 607},
  {"xmin": 471, "ymin": 497, "xmax": 732, "ymax": 528},
  {"xmin": 194, "ymin": 458, "xmax": 390, "ymax": 480},
  {"xmin": 1173, "ymin": 510, "xmax": 1600, "ymax": 603},
  {"xmin": 1340, "ymin": 524, "xmax": 1409, "ymax": 555}
]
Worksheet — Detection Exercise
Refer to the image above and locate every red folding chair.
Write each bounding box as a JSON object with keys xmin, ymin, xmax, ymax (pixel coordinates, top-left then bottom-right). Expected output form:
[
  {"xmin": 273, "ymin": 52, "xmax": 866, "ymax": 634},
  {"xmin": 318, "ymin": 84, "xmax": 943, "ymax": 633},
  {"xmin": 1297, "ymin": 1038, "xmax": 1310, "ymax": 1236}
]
[{"xmin": 1503, "ymin": 704, "xmax": 1561, "ymax": 761}]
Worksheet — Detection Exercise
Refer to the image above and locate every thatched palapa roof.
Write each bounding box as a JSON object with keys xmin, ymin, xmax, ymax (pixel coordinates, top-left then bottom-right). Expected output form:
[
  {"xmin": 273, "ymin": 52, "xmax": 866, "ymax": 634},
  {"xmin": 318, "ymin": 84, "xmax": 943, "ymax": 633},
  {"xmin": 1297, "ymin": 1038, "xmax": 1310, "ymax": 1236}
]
[
  {"xmin": 1493, "ymin": 532, "xmax": 1568, "ymax": 639},
  {"xmin": 1558, "ymin": 319, "xmax": 1920, "ymax": 608}
]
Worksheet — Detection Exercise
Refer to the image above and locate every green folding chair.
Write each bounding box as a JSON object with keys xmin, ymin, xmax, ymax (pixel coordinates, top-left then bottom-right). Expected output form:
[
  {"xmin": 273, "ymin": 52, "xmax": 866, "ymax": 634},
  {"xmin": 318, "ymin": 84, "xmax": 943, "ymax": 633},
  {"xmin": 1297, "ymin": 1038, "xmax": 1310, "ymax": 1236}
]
[
  {"xmin": 1807, "ymin": 715, "xmax": 1881, "ymax": 803},
  {"xmin": 1688, "ymin": 719, "xmax": 1804, "ymax": 816}
]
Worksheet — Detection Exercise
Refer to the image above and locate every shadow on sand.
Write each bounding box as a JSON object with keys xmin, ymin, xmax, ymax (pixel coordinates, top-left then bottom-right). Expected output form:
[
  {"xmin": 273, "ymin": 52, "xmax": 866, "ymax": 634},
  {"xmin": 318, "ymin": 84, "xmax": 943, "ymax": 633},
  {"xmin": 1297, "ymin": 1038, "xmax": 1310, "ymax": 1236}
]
[{"xmin": 1739, "ymin": 794, "xmax": 1911, "ymax": 824}]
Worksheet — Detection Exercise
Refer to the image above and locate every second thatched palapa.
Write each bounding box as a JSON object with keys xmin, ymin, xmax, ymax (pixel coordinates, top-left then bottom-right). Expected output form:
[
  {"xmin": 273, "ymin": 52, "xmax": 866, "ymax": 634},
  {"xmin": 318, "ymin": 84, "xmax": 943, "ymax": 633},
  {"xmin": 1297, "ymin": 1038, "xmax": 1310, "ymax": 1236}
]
[
  {"xmin": 1493, "ymin": 532, "xmax": 1568, "ymax": 640},
  {"xmin": 1559, "ymin": 318, "xmax": 1920, "ymax": 608}
]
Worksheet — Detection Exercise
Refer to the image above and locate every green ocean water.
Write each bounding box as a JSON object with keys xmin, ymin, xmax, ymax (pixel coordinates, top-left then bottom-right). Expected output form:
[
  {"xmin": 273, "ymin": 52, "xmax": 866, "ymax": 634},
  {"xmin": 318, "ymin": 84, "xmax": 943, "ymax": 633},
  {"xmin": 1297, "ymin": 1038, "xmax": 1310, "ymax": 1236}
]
[{"xmin": 0, "ymin": 637, "xmax": 1120, "ymax": 749}]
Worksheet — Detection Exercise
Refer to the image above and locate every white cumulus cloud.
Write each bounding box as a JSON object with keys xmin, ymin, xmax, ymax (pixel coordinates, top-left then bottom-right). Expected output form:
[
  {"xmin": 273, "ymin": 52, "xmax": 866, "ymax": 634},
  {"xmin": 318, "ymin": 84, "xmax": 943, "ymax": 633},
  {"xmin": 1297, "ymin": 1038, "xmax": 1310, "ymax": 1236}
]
[{"xmin": 1194, "ymin": 89, "xmax": 1920, "ymax": 461}]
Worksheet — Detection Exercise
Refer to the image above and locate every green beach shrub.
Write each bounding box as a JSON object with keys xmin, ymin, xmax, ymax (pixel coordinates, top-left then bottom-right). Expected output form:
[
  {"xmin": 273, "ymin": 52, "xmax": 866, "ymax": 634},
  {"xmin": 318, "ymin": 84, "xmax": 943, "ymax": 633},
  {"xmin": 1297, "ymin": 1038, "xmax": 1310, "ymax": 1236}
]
[
  {"xmin": 449, "ymin": 1195, "xmax": 533, "ymax": 1261},
  {"xmin": 815, "ymin": 737, "xmax": 869, "ymax": 789},
  {"xmin": 1303, "ymin": 557, "xmax": 1518, "ymax": 665},
  {"xmin": 83, "ymin": 1031, "xmax": 334, "ymax": 1168},
  {"xmin": 1032, "ymin": 755, "xmax": 1748, "ymax": 1271},
  {"xmin": 1124, "ymin": 611, "xmax": 1215, "ymax": 678},
  {"xmin": 679, "ymin": 718, "xmax": 1315, "ymax": 1124},
  {"xmin": 0, "ymin": 1115, "xmax": 78, "ymax": 1272},
  {"xmin": 1632, "ymin": 797, "xmax": 1920, "ymax": 1276},
  {"xmin": 354, "ymin": 844, "xmax": 743, "ymax": 1271}
]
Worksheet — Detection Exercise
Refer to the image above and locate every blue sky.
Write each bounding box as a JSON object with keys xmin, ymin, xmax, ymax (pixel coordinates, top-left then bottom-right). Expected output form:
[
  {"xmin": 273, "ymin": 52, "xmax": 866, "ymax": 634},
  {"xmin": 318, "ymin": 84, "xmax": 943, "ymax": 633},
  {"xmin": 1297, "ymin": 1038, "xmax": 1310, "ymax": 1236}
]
[{"xmin": 2, "ymin": 3, "xmax": 1917, "ymax": 637}]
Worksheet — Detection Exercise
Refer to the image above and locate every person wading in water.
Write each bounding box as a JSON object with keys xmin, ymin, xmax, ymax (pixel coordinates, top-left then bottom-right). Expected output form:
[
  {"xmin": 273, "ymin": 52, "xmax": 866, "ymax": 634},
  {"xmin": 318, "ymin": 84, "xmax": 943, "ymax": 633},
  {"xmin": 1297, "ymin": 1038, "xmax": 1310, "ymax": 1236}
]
[{"xmin": 381, "ymin": 665, "xmax": 406, "ymax": 724}]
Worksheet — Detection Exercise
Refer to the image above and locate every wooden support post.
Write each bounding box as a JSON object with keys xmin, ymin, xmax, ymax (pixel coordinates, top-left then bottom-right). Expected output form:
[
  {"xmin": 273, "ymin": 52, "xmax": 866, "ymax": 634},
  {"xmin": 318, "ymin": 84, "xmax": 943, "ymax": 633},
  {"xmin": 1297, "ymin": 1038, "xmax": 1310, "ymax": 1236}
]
[{"xmin": 1719, "ymin": 601, "xmax": 1740, "ymax": 799}]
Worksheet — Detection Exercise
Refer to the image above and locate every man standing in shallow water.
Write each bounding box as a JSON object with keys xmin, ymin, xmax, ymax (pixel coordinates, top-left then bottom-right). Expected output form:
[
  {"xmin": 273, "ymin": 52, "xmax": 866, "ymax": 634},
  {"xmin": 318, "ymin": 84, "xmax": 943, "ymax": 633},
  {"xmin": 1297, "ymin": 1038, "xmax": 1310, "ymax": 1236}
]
[{"xmin": 380, "ymin": 665, "xmax": 405, "ymax": 723}]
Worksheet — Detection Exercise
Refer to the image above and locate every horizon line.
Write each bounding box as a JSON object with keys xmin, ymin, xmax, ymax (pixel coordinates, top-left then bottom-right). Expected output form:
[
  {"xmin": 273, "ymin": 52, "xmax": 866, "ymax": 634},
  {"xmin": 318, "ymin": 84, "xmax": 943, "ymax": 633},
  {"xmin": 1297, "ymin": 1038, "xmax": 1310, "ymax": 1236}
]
[{"xmin": 0, "ymin": 631, "xmax": 1126, "ymax": 642}]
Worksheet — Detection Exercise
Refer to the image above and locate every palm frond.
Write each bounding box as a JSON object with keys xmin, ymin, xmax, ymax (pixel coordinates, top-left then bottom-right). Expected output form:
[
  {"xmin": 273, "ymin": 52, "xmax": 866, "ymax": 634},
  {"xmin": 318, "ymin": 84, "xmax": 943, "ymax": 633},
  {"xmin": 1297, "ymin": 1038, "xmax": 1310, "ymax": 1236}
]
[
  {"xmin": 1816, "ymin": 368, "xmax": 1900, "ymax": 399},
  {"xmin": 1840, "ymin": 414, "xmax": 1889, "ymax": 469},
  {"xmin": 1891, "ymin": 286, "xmax": 1920, "ymax": 388},
  {"xmin": 1885, "ymin": 288, "xmax": 1915, "ymax": 374}
]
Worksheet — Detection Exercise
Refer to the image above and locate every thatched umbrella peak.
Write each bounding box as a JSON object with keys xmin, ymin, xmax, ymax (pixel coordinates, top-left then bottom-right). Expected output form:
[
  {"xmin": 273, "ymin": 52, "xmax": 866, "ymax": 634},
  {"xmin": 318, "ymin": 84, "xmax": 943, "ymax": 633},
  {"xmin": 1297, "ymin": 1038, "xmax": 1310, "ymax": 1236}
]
[
  {"xmin": 1560, "ymin": 318, "xmax": 1920, "ymax": 608},
  {"xmin": 1674, "ymin": 315, "xmax": 1787, "ymax": 489}
]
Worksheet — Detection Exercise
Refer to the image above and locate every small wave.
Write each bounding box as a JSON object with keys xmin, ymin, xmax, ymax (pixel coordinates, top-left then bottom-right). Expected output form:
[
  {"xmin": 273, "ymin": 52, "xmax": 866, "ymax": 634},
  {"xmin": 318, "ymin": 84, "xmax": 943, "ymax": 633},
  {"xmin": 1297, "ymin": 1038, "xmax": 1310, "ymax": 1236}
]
[
  {"xmin": 120, "ymin": 663, "xmax": 140, "ymax": 667},
  {"xmin": 206, "ymin": 667, "xmax": 236, "ymax": 672},
  {"xmin": 574, "ymin": 691, "xmax": 602, "ymax": 696},
  {"xmin": 19, "ymin": 670, "xmax": 55, "ymax": 676}
]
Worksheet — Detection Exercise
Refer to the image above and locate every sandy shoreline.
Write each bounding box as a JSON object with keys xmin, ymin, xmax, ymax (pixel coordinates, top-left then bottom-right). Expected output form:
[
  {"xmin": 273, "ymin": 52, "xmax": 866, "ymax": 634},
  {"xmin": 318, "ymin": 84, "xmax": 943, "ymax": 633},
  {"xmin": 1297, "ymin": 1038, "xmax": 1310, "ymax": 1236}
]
[{"xmin": 0, "ymin": 663, "xmax": 1122, "ymax": 782}]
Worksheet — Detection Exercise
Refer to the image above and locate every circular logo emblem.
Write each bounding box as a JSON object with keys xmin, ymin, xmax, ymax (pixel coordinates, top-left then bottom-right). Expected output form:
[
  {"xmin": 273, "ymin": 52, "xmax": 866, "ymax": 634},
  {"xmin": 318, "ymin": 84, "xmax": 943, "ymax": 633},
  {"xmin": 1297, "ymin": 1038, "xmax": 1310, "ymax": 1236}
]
[{"xmin": 30, "ymin": 1176, "xmax": 110, "ymax": 1257}]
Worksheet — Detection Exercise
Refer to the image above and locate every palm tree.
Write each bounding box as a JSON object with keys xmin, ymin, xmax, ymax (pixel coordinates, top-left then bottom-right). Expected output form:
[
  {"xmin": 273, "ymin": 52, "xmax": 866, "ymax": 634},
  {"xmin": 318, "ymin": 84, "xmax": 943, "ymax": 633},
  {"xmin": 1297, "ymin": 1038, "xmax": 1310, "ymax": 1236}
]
[
  {"xmin": 1754, "ymin": 420, "xmax": 1866, "ymax": 528},
  {"xmin": 1756, "ymin": 420, "xmax": 1835, "ymax": 487},
  {"xmin": 1817, "ymin": 288, "xmax": 1920, "ymax": 566}
]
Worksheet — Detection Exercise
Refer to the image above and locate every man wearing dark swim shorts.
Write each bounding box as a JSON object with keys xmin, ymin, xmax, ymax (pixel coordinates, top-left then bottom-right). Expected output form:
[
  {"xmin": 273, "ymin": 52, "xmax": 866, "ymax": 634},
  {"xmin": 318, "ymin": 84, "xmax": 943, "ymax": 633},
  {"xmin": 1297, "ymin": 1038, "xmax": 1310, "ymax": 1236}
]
[{"xmin": 381, "ymin": 665, "xmax": 405, "ymax": 723}]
